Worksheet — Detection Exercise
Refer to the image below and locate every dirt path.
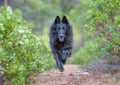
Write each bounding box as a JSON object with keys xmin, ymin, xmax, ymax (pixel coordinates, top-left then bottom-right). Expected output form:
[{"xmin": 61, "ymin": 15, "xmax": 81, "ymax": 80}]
[{"xmin": 30, "ymin": 64, "xmax": 120, "ymax": 85}]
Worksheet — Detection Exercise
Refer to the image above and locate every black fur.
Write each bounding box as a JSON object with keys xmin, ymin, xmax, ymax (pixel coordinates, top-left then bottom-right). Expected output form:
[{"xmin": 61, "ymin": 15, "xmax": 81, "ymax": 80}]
[{"xmin": 49, "ymin": 16, "xmax": 73, "ymax": 72}]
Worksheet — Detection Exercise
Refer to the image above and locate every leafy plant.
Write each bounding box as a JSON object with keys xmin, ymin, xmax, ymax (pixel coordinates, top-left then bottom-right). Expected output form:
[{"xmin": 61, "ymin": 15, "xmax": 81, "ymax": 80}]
[
  {"xmin": 86, "ymin": 0, "xmax": 120, "ymax": 52},
  {"xmin": 0, "ymin": 6, "xmax": 54, "ymax": 85},
  {"xmin": 70, "ymin": 0, "xmax": 120, "ymax": 65},
  {"xmin": 71, "ymin": 38, "xmax": 106, "ymax": 65}
]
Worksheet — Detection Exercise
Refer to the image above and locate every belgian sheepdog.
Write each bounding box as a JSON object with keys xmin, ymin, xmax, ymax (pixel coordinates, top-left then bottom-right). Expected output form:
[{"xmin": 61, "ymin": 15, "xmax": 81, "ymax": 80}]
[{"xmin": 49, "ymin": 16, "xmax": 73, "ymax": 72}]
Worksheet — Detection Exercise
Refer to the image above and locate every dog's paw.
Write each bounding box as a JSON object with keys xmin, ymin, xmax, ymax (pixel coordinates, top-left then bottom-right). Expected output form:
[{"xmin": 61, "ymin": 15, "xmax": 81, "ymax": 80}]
[
  {"xmin": 59, "ymin": 64, "xmax": 64, "ymax": 72},
  {"xmin": 59, "ymin": 67, "xmax": 64, "ymax": 72}
]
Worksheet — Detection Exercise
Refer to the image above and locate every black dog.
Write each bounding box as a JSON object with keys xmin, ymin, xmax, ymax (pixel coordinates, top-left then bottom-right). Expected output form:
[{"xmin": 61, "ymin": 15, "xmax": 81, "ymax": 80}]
[{"xmin": 49, "ymin": 16, "xmax": 73, "ymax": 72}]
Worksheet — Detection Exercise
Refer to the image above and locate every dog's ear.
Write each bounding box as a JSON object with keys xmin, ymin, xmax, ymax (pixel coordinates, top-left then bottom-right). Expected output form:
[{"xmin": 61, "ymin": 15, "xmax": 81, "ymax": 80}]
[
  {"xmin": 62, "ymin": 16, "xmax": 69, "ymax": 24},
  {"xmin": 54, "ymin": 16, "xmax": 60, "ymax": 24}
]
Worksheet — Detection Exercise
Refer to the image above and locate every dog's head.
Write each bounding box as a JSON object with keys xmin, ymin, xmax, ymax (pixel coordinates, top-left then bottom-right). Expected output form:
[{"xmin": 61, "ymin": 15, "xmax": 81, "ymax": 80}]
[{"xmin": 53, "ymin": 16, "xmax": 69, "ymax": 42}]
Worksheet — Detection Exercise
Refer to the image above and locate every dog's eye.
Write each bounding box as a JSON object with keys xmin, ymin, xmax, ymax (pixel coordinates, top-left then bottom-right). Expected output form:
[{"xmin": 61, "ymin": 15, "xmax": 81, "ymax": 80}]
[
  {"xmin": 62, "ymin": 27, "xmax": 65, "ymax": 30},
  {"xmin": 58, "ymin": 27, "xmax": 60, "ymax": 30},
  {"xmin": 53, "ymin": 28, "xmax": 56, "ymax": 31}
]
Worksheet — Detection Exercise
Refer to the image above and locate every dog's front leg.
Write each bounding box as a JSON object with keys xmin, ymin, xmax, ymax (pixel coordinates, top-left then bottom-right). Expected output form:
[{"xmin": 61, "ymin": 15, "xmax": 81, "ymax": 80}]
[
  {"xmin": 62, "ymin": 47, "xmax": 72, "ymax": 59},
  {"xmin": 53, "ymin": 52, "xmax": 64, "ymax": 72},
  {"xmin": 66, "ymin": 49, "xmax": 72, "ymax": 57}
]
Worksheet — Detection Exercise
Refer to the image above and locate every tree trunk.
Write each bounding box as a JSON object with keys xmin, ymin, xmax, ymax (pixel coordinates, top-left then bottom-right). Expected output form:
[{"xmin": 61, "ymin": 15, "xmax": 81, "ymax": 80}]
[{"xmin": 4, "ymin": 0, "xmax": 8, "ymax": 6}]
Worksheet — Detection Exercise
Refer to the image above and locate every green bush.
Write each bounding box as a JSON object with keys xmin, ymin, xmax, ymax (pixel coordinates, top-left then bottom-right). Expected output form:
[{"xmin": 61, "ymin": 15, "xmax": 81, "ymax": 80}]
[
  {"xmin": 0, "ymin": 6, "xmax": 54, "ymax": 84},
  {"xmin": 86, "ymin": 0, "xmax": 120, "ymax": 52},
  {"xmin": 71, "ymin": 38, "xmax": 106, "ymax": 65},
  {"xmin": 71, "ymin": 0, "xmax": 120, "ymax": 66}
]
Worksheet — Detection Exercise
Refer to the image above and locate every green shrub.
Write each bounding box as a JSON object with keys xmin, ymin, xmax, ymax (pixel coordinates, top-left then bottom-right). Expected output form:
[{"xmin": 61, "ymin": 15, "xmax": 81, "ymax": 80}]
[
  {"xmin": 86, "ymin": 0, "xmax": 120, "ymax": 53},
  {"xmin": 73, "ymin": 0, "xmax": 120, "ymax": 66},
  {"xmin": 71, "ymin": 38, "xmax": 106, "ymax": 65},
  {"xmin": 0, "ymin": 6, "xmax": 54, "ymax": 85},
  {"xmin": 71, "ymin": 0, "xmax": 120, "ymax": 66}
]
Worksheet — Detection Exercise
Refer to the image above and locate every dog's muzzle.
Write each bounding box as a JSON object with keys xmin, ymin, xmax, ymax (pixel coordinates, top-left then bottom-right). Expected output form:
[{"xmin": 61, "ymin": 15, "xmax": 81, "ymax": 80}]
[{"xmin": 59, "ymin": 36, "xmax": 65, "ymax": 42}]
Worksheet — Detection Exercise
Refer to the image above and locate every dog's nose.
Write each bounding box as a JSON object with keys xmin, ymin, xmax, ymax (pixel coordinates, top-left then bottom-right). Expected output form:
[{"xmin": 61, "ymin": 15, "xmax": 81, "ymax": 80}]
[{"xmin": 59, "ymin": 32, "xmax": 64, "ymax": 37}]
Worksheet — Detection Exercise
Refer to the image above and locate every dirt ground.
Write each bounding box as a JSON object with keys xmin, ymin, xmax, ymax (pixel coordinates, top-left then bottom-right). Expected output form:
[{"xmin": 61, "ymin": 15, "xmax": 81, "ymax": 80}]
[{"xmin": 30, "ymin": 64, "xmax": 120, "ymax": 85}]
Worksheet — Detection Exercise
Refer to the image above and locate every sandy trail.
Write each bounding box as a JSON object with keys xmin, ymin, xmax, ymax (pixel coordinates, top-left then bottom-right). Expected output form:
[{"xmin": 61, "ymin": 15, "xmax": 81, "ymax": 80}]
[{"xmin": 30, "ymin": 64, "xmax": 120, "ymax": 85}]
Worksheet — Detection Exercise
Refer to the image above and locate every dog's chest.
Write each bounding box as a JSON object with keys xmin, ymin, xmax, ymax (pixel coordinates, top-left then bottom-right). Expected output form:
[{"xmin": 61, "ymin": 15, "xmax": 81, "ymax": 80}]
[{"xmin": 54, "ymin": 40, "xmax": 66, "ymax": 50}]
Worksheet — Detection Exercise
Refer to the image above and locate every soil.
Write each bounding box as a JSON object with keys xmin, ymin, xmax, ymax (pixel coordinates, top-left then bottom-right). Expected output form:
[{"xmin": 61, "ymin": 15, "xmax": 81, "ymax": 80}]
[{"xmin": 30, "ymin": 64, "xmax": 120, "ymax": 85}]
